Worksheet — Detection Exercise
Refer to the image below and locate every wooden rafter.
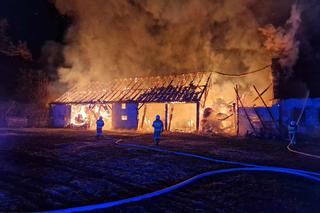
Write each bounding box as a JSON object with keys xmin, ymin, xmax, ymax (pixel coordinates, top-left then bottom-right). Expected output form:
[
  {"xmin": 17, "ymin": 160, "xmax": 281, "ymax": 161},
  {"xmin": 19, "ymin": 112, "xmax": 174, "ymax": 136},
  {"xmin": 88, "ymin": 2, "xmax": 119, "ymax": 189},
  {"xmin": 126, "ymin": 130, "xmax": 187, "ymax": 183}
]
[{"xmin": 52, "ymin": 72, "xmax": 213, "ymax": 105}]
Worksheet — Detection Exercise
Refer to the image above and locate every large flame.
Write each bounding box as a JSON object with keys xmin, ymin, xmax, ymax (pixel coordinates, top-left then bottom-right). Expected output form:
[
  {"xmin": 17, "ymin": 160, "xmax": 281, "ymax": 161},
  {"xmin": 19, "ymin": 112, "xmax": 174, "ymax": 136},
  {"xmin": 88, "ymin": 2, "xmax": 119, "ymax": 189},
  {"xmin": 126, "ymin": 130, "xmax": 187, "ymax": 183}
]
[{"xmin": 70, "ymin": 104, "xmax": 111, "ymax": 129}]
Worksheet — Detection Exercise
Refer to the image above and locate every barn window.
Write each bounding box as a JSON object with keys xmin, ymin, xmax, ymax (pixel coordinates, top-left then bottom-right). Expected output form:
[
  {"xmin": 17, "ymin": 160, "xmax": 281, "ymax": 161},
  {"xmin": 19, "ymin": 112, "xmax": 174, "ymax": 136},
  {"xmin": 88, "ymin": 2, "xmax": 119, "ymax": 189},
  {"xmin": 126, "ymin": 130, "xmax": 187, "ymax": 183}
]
[
  {"xmin": 121, "ymin": 103, "xmax": 126, "ymax": 109},
  {"xmin": 121, "ymin": 115, "xmax": 128, "ymax": 121},
  {"xmin": 292, "ymin": 108, "xmax": 306, "ymax": 125}
]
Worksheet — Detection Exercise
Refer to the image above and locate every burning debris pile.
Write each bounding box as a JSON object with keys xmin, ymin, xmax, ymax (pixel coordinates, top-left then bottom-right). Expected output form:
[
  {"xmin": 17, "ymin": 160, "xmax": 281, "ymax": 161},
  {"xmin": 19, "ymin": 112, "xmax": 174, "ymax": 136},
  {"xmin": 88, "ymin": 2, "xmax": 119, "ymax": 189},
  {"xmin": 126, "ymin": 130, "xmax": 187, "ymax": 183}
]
[{"xmin": 201, "ymin": 99, "xmax": 235, "ymax": 135}]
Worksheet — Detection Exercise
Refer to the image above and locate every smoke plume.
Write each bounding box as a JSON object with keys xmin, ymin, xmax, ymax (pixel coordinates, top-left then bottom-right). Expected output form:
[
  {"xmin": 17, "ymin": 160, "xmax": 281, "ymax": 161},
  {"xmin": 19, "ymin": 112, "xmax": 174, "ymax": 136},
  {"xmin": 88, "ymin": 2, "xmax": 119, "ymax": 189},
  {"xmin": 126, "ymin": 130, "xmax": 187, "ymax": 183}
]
[
  {"xmin": 54, "ymin": 0, "xmax": 306, "ymax": 105},
  {"xmin": 259, "ymin": 4, "xmax": 302, "ymax": 70}
]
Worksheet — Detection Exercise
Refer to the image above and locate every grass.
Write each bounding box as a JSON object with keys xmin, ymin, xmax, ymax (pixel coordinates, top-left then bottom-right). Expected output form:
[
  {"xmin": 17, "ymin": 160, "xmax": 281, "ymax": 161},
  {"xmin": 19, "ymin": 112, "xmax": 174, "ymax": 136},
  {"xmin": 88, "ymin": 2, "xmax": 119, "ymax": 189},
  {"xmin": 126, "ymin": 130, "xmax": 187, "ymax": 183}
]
[{"xmin": 0, "ymin": 128, "xmax": 319, "ymax": 212}]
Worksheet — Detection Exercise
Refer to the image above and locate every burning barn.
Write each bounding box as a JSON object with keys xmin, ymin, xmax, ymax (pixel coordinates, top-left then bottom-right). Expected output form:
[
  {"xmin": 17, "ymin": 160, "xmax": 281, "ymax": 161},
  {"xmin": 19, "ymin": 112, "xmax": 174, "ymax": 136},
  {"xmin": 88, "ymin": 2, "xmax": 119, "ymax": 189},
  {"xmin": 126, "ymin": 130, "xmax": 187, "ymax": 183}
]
[
  {"xmin": 50, "ymin": 56, "xmax": 320, "ymax": 138},
  {"xmin": 50, "ymin": 72, "xmax": 211, "ymax": 132}
]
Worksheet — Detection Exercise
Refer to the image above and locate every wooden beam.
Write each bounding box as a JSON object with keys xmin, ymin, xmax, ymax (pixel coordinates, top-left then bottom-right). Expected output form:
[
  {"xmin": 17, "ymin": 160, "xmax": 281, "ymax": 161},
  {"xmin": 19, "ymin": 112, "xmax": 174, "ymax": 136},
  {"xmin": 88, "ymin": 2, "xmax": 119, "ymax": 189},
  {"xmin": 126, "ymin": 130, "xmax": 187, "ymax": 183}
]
[
  {"xmin": 155, "ymin": 80, "xmax": 174, "ymax": 102},
  {"xmin": 118, "ymin": 78, "xmax": 142, "ymax": 101},
  {"xmin": 252, "ymin": 83, "xmax": 272, "ymax": 103},
  {"xmin": 172, "ymin": 74, "xmax": 192, "ymax": 101},
  {"xmin": 140, "ymin": 104, "xmax": 147, "ymax": 129},
  {"xmin": 110, "ymin": 79, "xmax": 136, "ymax": 102},
  {"xmin": 196, "ymin": 102, "xmax": 200, "ymax": 132},
  {"xmin": 198, "ymin": 73, "xmax": 212, "ymax": 106},
  {"xmin": 101, "ymin": 104, "xmax": 112, "ymax": 112},
  {"xmin": 234, "ymin": 86, "xmax": 257, "ymax": 135},
  {"xmin": 138, "ymin": 103, "xmax": 146, "ymax": 110},
  {"xmin": 98, "ymin": 80, "xmax": 119, "ymax": 102},
  {"xmin": 232, "ymin": 103, "xmax": 237, "ymax": 135},
  {"xmin": 236, "ymin": 85, "xmax": 240, "ymax": 136},
  {"xmin": 165, "ymin": 103, "xmax": 168, "ymax": 131},
  {"xmin": 88, "ymin": 106, "xmax": 98, "ymax": 121},
  {"xmin": 138, "ymin": 76, "xmax": 163, "ymax": 102},
  {"xmin": 252, "ymin": 85, "xmax": 280, "ymax": 133},
  {"xmin": 253, "ymin": 105, "xmax": 267, "ymax": 130},
  {"xmin": 168, "ymin": 104, "xmax": 174, "ymax": 131},
  {"xmin": 53, "ymin": 72, "xmax": 218, "ymax": 105},
  {"xmin": 126, "ymin": 82, "xmax": 144, "ymax": 101},
  {"xmin": 189, "ymin": 72, "xmax": 204, "ymax": 102},
  {"xmin": 104, "ymin": 79, "xmax": 127, "ymax": 102}
]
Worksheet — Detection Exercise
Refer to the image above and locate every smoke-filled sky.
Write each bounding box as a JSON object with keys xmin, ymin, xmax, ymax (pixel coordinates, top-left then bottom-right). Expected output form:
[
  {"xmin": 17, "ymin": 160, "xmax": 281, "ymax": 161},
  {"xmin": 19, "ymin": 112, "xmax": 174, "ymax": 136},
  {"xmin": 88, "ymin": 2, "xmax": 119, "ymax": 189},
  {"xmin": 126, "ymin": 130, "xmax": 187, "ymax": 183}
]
[
  {"xmin": 51, "ymin": 0, "xmax": 320, "ymax": 102},
  {"xmin": 0, "ymin": 0, "xmax": 320, "ymax": 100},
  {"xmin": 53, "ymin": 0, "xmax": 312, "ymax": 86}
]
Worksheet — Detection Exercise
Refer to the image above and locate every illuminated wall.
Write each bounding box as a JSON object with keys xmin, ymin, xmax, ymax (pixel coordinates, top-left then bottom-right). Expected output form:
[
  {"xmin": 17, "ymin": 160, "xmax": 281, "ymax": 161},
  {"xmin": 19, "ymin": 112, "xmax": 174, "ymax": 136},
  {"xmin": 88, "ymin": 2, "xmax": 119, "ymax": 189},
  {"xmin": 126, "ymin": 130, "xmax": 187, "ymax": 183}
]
[
  {"xmin": 138, "ymin": 103, "xmax": 166, "ymax": 131},
  {"xmin": 51, "ymin": 104, "xmax": 71, "ymax": 128},
  {"xmin": 138, "ymin": 103, "xmax": 197, "ymax": 132},
  {"xmin": 170, "ymin": 103, "xmax": 196, "ymax": 132},
  {"xmin": 112, "ymin": 103, "xmax": 138, "ymax": 129}
]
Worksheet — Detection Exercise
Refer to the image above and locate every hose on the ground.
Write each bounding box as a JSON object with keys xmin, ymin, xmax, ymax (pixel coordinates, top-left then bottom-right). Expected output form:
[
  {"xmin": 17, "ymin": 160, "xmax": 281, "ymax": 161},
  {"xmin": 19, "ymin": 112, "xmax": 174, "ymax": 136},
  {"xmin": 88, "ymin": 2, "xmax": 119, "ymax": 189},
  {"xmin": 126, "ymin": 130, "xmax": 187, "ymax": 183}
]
[
  {"xmin": 116, "ymin": 141, "xmax": 320, "ymax": 178},
  {"xmin": 44, "ymin": 139, "xmax": 320, "ymax": 213},
  {"xmin": 287, "ymin": 146, "xmax": 320, "ymax": 159},
  {"xmin": 45, "ymin": 167, "xmax": 320, "ymax": 213},
  {"xmin": 286, "ymin": 90, "xmax": 320, "ymax": 159}
]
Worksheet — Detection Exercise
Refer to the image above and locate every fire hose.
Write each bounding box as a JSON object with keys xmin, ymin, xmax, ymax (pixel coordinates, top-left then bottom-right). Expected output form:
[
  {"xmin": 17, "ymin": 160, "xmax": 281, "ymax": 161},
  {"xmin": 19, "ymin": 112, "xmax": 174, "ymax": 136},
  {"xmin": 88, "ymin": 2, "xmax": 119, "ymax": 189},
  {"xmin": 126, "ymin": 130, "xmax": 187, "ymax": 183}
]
[
  {"xmin": 286, "ymin": 90, "xmax": 320, "ymax": 159},
  {"xmin": 45, "ymin": 139, "xmax": 320, "ymax": 213}
]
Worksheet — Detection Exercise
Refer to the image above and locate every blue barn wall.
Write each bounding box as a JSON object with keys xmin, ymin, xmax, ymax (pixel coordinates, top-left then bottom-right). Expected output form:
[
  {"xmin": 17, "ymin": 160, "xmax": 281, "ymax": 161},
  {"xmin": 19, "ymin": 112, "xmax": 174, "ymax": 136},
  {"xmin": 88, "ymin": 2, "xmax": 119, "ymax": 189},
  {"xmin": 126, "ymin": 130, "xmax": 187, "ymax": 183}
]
[
  {"xmin": 112, "ymin": 103, "xmax": 138, "ymax": 129},
  {"xmin": 239, "ymin": 98, "xmax": 320, "ymax": 137},
  {"xmin": 51, "ymin": 104, "xmax": 71, "ymax": 128},
  {"xmin": 279, "ymin": 98, "xmax": 320, "ymax": 136},
  {"xmin": 238, "ymin": 106, "xmax": 279, "ymax": 136}
]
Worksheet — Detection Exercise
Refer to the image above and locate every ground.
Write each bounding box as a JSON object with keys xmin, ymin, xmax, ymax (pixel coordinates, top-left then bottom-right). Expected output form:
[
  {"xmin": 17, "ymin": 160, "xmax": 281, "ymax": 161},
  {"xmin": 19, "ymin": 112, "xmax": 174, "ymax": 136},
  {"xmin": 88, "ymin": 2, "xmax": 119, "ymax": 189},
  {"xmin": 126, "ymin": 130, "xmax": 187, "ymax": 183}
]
[{"xmin": 0, "ymin": 129, "xmax": 319, "ymax": 212}]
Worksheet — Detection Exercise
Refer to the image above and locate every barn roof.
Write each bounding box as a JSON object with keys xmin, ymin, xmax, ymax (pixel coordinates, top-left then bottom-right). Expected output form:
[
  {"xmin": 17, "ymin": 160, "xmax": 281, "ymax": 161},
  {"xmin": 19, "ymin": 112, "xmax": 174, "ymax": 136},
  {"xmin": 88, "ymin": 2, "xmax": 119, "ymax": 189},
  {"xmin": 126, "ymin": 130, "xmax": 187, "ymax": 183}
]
[{"xmin": 52, "ymin": 72, "xmax": 212, "ymax": 105}]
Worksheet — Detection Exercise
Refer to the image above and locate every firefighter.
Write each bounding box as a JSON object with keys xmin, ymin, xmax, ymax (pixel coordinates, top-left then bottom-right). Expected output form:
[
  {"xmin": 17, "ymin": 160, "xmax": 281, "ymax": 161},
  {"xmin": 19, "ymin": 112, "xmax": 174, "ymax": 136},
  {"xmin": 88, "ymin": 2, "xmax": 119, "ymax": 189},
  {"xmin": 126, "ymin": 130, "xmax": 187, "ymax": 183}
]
[
  {"xmin": 288, "ymin": 121, "xmax": 298, "ymax": 145},
  {"xmin": 152, "ymin": 115, "xmax": 164, "ymax": 145},
  {"xmin": 96, "ymin": 116, "xmax": 105, "ymax": 138}
]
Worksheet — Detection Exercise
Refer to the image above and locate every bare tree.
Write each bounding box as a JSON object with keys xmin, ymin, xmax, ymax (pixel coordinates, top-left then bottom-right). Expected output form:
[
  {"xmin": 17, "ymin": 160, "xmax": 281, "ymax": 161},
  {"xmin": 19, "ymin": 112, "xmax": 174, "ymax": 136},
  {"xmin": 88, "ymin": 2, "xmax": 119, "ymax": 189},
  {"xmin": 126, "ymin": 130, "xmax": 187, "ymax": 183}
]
[
  {"xmin": 0, "ymin": 19, "xmax": 32, "ymax": 60},
  {"xmin": 15, "ymin": 69, "xmax": 49, "ymax": 105}
]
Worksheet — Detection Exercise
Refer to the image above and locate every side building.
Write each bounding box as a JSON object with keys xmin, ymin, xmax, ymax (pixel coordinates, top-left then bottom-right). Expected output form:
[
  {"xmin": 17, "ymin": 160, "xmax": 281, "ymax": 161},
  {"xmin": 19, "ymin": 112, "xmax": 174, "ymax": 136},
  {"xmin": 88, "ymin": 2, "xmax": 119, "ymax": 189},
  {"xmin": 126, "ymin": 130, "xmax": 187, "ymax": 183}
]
[{"xmin": 238, "ymin": 59, "xmax": 320, "ymax": 138}]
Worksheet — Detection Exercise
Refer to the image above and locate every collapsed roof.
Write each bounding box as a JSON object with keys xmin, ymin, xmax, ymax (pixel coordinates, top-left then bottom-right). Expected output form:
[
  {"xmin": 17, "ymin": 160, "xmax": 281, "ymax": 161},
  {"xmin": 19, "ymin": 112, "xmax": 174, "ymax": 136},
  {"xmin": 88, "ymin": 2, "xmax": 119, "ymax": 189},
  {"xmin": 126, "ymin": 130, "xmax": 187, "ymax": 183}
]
[{"xmin": 52, "ymin": 72, "xmax": 212, "ymax": 105}]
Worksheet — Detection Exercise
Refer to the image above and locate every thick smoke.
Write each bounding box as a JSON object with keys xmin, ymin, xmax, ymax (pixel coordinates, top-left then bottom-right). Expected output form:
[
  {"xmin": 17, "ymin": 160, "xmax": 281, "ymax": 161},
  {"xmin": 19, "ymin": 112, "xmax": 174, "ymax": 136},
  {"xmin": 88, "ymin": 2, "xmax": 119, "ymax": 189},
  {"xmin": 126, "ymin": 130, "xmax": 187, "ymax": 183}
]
[
  {"xmin": 54, "ymin": 0, "xmax": 307, "ymax": 106},
  {"xmin": 260, "ymin": 4, "xmax": 302, "ymax": 71}
]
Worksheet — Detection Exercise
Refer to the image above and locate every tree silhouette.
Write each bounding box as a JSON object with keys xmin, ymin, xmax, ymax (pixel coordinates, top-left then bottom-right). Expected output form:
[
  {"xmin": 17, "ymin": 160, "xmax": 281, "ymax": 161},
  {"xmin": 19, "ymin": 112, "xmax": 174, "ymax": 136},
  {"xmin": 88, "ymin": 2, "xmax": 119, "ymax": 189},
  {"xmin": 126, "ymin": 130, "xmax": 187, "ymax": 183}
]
[
  {"xmin": 15, "ymin": 69, "xmax": 49, "ymax": 105},
  {"xmin": 0, "ymin": 18, "xmax": 32, "ymax": 60}
]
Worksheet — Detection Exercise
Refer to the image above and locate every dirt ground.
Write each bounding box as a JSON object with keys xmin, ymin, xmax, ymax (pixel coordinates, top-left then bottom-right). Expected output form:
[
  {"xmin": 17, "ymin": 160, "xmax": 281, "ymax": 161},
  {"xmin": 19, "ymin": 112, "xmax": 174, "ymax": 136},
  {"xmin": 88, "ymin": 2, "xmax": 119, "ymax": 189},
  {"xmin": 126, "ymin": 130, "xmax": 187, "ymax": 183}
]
[{"xmin": 0, "ymin": 128, "xmax": 319, "ymax": 212}]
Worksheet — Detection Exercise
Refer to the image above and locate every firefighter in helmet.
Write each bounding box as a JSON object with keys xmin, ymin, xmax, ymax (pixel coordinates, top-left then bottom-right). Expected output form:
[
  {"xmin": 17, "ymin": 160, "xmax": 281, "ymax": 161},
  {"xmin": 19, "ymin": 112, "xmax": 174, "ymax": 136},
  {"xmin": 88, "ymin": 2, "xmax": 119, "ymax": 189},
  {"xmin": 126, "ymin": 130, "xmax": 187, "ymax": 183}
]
[
  {"xmin": 96, "ymin": 116, "xmax": 105, "ymax": 138},
  {"xmin": 288, "ymin": 120, "xmax": 298, "ymax": 145},
  {"xmin": 152, "ymin": 115, "xmax": 164, "ymax": 145}
]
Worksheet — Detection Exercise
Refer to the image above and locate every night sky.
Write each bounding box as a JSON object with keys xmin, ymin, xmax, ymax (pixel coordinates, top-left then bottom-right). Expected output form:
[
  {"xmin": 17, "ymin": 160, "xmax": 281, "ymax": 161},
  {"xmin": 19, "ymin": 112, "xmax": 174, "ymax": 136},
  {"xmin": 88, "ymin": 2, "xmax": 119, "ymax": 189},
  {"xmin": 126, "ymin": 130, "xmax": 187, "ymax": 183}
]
[
  {"xmin": 0, "ymin": 0, "xmax": 69, "ymax": 101},
  {"xmin": 0, "ymin": 0, "xmax": 67, "ymax": 57},
  {"xmin": 0, "ymin": 0, "xmax": 320, "ymax": 101}
]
